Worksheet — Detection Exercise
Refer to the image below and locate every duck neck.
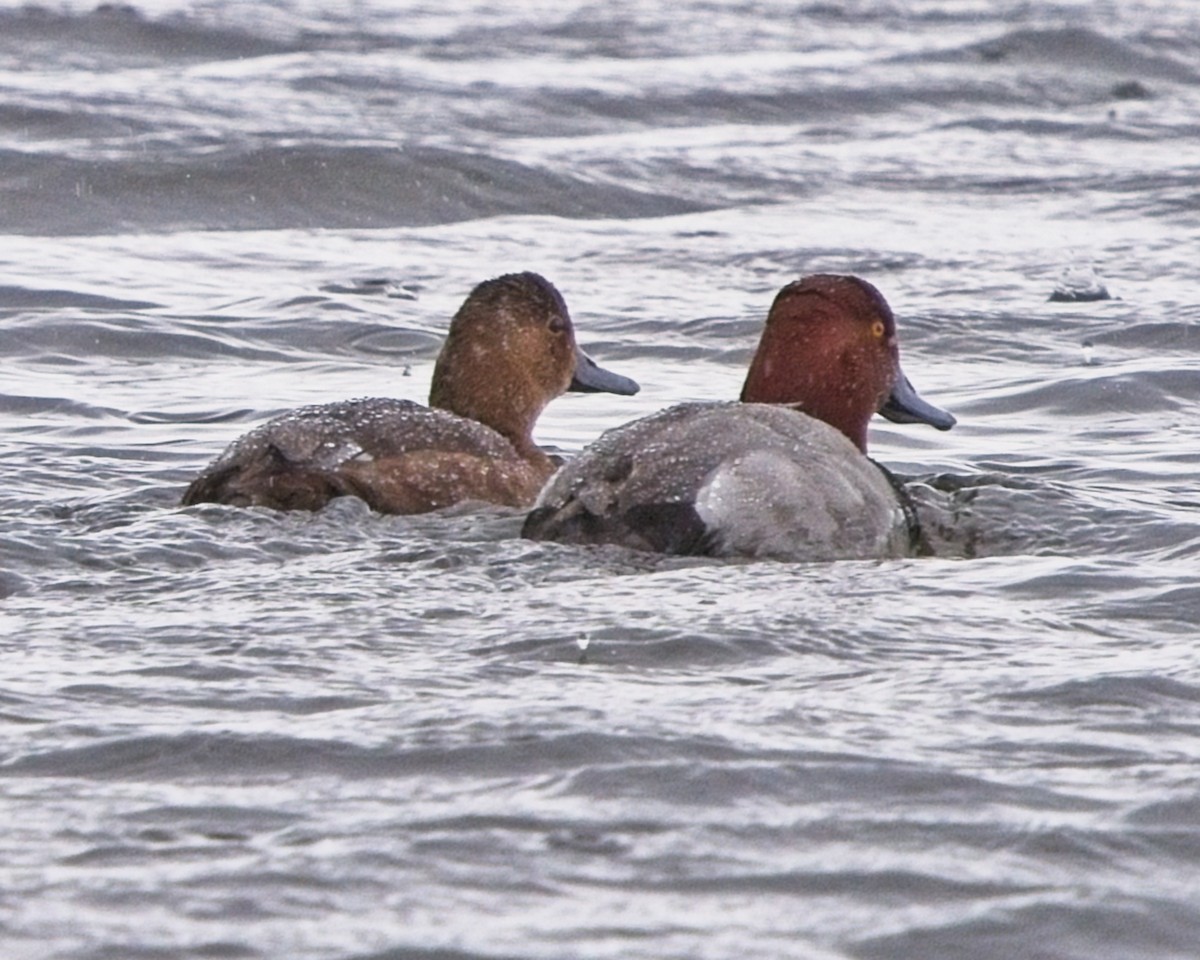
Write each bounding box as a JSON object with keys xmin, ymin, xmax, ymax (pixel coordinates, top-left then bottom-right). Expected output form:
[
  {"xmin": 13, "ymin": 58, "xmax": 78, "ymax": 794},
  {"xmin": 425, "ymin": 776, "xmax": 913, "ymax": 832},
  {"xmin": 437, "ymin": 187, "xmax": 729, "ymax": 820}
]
[
  {"xmin": 739, "ymin": 322, "xmax": 877, "ymax": 454},
  {"xmin": 429, "ymin": 365, "xmax": 550, "ymax": 466}
]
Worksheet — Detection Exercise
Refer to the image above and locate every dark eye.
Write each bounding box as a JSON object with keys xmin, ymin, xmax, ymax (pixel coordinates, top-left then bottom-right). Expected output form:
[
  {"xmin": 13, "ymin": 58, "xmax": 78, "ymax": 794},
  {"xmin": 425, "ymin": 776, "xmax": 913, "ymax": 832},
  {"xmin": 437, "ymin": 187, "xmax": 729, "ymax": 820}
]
[{"xmin": 548, "ymin": 314, "xmax": 568, "ymax": 334}]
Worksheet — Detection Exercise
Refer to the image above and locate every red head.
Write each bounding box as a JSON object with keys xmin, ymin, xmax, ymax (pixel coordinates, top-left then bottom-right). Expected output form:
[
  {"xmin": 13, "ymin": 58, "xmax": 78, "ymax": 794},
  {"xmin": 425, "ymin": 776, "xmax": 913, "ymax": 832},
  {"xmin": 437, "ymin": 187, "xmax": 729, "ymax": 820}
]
[{"xmin": 739, "ymin": 275, "xmax": 954, "ymax": 452}]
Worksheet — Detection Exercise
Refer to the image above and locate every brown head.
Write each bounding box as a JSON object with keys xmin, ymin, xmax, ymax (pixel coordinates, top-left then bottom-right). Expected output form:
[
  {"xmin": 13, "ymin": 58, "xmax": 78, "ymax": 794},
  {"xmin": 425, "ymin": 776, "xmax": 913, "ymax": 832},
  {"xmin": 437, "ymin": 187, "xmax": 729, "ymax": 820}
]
[
  {"xmin": 429, "ymin": 272, "xmax": 637, "ymax": 461},
  {"xmin": 739, "ymin": 274, "xmax": 954, "ymax": 452}
]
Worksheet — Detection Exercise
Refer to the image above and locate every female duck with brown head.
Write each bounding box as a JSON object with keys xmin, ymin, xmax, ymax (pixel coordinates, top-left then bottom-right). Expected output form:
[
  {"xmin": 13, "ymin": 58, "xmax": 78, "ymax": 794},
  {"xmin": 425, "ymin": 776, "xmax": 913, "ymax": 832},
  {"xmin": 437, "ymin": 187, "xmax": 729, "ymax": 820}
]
[
  {"xmin": 182, "ymin": 272, "xmax": 639, "ymax": 514},
  {"xmin": 522, "ymin": 274, "xmax": 955, "ymax": 561}
]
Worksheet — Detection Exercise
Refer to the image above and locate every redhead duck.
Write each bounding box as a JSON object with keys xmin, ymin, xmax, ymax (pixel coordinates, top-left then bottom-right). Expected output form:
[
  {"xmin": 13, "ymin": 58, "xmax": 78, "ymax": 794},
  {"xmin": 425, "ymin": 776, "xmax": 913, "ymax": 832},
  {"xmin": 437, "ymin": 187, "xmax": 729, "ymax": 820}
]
[
  {"xmin": 522, "ymin": 274, "xmax": 954, "ymax": 561},
  {"xmin": 182, "ymin": 272, "xmax": 638, "ymax": 514}
]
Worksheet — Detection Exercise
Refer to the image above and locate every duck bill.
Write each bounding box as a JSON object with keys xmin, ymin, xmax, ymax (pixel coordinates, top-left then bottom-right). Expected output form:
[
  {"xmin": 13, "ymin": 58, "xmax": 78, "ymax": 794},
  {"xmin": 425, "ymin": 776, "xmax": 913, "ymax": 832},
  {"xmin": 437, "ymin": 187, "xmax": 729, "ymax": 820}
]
[
  {"xmin": 569, "ymin": 347, "xmax": 640, "ymax": 396},
  {"xmin": 879, "ymin": 372, "xmax": 956, "ymax": 430}
]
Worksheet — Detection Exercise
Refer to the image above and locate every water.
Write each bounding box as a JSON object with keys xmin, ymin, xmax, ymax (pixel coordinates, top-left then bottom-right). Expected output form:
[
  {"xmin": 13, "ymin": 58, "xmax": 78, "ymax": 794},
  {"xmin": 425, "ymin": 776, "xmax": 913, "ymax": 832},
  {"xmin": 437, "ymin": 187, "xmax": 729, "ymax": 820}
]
[{"xmin": 2, "ymin": 1, "xmax": 1200, "ymax": 958}]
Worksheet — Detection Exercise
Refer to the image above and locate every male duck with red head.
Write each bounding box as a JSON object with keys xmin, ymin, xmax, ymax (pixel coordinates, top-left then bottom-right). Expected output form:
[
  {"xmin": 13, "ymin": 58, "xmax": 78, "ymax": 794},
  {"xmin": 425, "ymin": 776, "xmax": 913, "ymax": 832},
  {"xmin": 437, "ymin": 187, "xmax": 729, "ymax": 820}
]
[
  {"xmin": 182, "ymin": 272, "xmax": 638, "ymax": 514},
  {"xmin": 522, "ymin": 274, "xmax": 954, "ymax": 561}
]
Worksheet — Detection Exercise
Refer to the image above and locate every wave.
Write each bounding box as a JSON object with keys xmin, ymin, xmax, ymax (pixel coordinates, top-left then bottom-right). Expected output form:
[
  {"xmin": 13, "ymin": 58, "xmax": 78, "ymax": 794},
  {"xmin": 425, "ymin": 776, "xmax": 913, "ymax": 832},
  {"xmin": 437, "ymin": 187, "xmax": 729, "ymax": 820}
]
[
  {"xmin": 855, "ymin": 899, "xmax": 1200, "ymax": 960},
  {"xmin": 0, "ymin": 728, "xmax": 717, "ymax": 781},
  {"xmin": 0, "ymin": 144, "xmax": 710, "ymax": 236},
  {"xmin": 907, "ymin": 26, "xmax": 1199, "ymax": 83},
  {"xmin": 0, "ymin": 284, "xmax": 158, "ymax": 311},
  {"xmin": 0, "ymin": 4, "xmax": 299, "ymax": 65}
]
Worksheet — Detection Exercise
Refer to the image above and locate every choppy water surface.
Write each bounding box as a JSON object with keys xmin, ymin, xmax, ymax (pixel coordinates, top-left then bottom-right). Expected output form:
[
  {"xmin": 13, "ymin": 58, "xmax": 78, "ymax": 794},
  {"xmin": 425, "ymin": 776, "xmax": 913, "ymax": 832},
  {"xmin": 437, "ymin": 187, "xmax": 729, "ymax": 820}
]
[{"xmin": 2, "ymin": 2, "xmax": 1200, "ymax": 958}]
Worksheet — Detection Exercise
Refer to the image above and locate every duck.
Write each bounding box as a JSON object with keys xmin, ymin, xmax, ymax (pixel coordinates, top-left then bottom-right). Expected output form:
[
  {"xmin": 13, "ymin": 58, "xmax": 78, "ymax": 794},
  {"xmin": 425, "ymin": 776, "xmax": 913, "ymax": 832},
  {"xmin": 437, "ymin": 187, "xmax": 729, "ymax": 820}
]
[
  {"xmin": 181, "ymin": 272, "xmax": 639, "ymax": 514},
  {"xmin": 522, "ymin": 274, "xmax": 955, "ymax": 561}
]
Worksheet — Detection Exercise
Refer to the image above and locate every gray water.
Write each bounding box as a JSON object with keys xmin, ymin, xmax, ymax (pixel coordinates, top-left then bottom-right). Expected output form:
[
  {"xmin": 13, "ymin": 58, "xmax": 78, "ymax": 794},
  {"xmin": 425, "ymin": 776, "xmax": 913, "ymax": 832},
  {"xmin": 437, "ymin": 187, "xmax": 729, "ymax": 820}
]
[{"xmin": 2, "ymin": 1, "xmax": 1200, "ymax": 958}]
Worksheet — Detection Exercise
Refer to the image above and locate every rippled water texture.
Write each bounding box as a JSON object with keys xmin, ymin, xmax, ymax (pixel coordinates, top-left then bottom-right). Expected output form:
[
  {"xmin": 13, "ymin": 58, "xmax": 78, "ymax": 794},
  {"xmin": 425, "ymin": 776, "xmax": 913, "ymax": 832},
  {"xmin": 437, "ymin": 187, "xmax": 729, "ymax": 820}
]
[{"xmin": 2, "ymin": 2, "xmax": 1200, "ymax": 958}]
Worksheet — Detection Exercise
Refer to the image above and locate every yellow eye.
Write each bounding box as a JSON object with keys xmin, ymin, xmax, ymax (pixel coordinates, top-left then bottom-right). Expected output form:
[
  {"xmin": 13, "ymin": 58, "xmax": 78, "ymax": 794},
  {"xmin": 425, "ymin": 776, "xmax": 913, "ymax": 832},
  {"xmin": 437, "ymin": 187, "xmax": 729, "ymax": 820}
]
[{"xmin": 871, "ymin": 320, "xmax": 886, "ymax": 339}]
